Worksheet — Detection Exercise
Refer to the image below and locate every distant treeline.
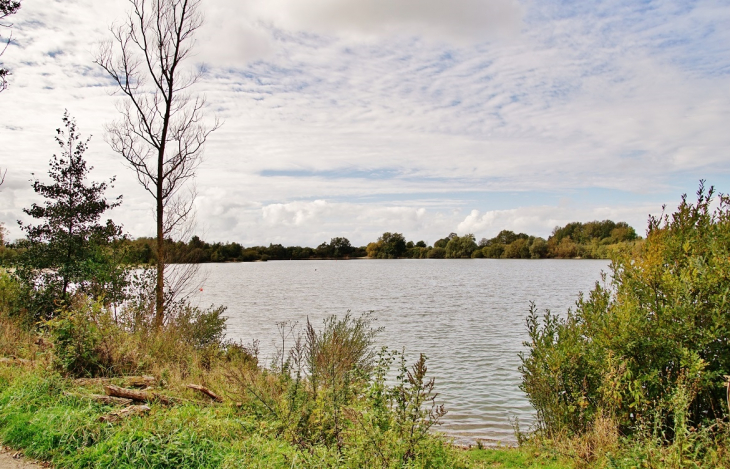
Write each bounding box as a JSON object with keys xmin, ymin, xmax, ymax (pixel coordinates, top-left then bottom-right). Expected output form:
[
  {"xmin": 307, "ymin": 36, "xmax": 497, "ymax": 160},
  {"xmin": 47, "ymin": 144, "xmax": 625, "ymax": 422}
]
[
  {"xmin": 122, "ymin": 236, "xmax": 368, "ymax": 264},
  {"xmin": 130, "ymin": 219, "xmax": 639, "ymax": 263},
  {"xmin": 366, "ymin": 219, "xmax": 639, "ymax": 259},
  {"xmin": 0, "ymin": 219, "xmax": 639, "ymax": 265}
]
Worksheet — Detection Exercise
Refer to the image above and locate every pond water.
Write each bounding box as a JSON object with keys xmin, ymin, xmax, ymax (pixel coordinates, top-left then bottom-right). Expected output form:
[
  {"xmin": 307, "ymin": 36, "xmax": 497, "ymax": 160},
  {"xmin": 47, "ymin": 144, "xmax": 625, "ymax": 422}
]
[{"xmin": 192, "ymin": 259, "xmax": 609, "ymax": 444}]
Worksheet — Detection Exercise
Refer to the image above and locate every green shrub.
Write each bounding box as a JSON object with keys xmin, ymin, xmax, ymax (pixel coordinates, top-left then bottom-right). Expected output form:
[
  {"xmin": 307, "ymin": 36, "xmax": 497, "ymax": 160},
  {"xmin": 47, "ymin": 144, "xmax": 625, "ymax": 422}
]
[
  {"xmin": 169, "ymin": 303, "xmax": 227, "ymax": 349},
  {"xmin": 426, "ymin": 247, "xmax": 446, "ymax": 259},
  {"xmin": 44, "ymin": 298, "xmax": 115, "ymax": 377},
  {"xmin": 520, "ymin": 182, "xmax": 730, "ymax": 440},
  {"xmin": 223, "ymin": 312, "xmax": 452, "ymax": 466},
  {"xmin": 481, "ymin": 244, "xmax": 504, "ymax": 258},
  {"xmin": 0, "ymin": 271, "xmax": 25, "ymax": 320}
]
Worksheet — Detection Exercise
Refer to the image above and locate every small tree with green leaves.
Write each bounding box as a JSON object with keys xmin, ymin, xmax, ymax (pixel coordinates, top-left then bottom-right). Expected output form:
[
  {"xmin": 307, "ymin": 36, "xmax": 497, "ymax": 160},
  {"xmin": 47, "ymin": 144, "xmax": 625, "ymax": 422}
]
[{"xmin": 16, "ymin": 112, "xmax": 126, "ymax": 320}]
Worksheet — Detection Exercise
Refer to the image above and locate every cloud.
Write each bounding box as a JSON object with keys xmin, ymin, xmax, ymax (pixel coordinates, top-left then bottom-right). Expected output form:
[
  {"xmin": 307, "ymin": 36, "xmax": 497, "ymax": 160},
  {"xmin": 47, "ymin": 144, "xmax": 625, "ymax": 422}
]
[
  {"xmin": 252, "ymin": 0, "xmax": 523, "ymax": 42},
  {"xmin": 197, "ymin": 0, "xmax": 523, "ymax": 68},
  {"xmin": 1, "ymin": 0, "xmax": 729, "ymax": 246},
  {"xmin": 259, "ymin": 200, "xmax": 434, "ymax": 244},
  {"xmin": 263, "ymin": 200, "xmax": 330, "ymax": 227}
]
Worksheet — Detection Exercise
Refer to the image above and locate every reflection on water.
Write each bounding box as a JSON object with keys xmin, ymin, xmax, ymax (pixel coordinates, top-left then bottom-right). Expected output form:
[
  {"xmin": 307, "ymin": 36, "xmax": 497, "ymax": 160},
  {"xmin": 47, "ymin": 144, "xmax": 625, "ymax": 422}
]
[{"xmin": 192, "ymin": 259, "xmax": 608, "ymax": 444}]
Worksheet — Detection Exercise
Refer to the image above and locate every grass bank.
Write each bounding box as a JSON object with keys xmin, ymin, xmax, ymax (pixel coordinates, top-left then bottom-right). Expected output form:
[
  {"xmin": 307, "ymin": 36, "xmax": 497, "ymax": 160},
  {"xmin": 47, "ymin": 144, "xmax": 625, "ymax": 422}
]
[
  {"xmin": 0, "ymin": 294, "xmax": 577, "ymax": 469},
  {"xmin": 0, "ymin": 348, "xmax": 572, "ymax": 468},
  {"xmin": 5, "ymin": 316, "xmax": 723, "ymax": 469}
]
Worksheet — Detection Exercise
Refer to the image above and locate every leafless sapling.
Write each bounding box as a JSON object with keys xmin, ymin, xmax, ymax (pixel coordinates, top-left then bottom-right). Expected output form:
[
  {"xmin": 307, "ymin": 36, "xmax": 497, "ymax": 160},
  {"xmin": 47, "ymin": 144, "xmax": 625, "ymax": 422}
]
[{"xmin": 95, "ymin": 0, "xmax": 219, "ymax": 328}]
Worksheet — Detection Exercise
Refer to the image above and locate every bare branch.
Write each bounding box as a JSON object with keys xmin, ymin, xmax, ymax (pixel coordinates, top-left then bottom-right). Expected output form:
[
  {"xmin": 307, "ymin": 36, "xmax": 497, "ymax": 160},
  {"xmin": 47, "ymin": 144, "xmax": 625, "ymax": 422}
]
[
  {"xmin": 0, "ymin": 0, "xmax": 21, "ymax": 92},
  {"xmin": 96, "ymin": 0, "xmax": 217, "ymax": 327}
]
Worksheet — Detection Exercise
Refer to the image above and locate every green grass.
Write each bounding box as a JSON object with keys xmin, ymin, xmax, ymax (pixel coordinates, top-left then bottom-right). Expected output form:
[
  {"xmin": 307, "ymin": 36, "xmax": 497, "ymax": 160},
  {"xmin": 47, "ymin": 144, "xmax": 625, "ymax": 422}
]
[
  {"xmin": 0, "ymin": 365, "xmax": 582, "ymax": 469},
  {"xmin": 463, "ymin": 447, "xmax": 573, "ymax": 469},
  {"xmin": 0, "ymin": 368, "xmax": 292, "ymax": 468},
  {"xmin": 9, "ymin": 364, "xmax": 723, "ymax": 469}
]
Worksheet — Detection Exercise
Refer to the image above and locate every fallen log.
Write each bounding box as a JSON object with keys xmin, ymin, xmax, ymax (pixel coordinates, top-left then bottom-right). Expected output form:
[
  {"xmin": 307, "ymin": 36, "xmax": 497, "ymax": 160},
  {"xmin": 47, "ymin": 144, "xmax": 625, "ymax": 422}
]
[
  {"xmin": 104, "ymin": 384, "xmax": 173, "ymax": 405},
  {"xmin": 74, "ymin": 375, "xmax": 155, "ymax": 389},
  {"xmin": 186, "ymin": 384, "xmax": 223, "ymax": 402},
  {"xmin": 63, "ymin": 391, "xmax": 133, "ymax": 406},
  {"xmin": 125, "ymin": 375, "xmax": 156, "ymax": 388},
  {"xmin": 74, "ymin": 377, "xmax": 111, "ymax": 387},
  {"xmin": 90, "ymin": 394, "xmax": 134, "ymax": 406},
  {"xmin": 99, "ymin": 405, "xmax": 151, "ymax": 423}
]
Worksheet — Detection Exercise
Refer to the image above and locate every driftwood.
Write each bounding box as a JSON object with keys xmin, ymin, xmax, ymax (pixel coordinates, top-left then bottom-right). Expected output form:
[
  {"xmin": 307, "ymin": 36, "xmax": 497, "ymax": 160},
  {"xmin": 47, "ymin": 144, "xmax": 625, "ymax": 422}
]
[
  {"xmin": 126, "ymin": 375, "xmax": 156, "ymax": 388},
  {"xmin": 186, "ymin": 384, "xmax": 223, "ymax": 402},
  {"xmin": 90, "ymin": 394, "xmax": 134, "ymax": 405},
  {"xmin": 104, "ymin": 384, "xmax": 173, "ymax": 405},
  {"xmin": 74, "ymin": 377, "xmax": 111, "ymax": 387},
  {"xmin": 63, "ymin": 391, "xmax": 133, "ymax": 406},
  {"xmin": 99, "ymin": 404, "xmax": 151, "ymax": 423}
]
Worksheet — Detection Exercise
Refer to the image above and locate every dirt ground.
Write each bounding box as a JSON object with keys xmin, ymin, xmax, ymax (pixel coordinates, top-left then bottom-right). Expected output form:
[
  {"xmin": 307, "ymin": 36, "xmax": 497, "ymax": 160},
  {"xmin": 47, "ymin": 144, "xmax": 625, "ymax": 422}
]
[{"xmin": 0, "ymin": 448, "xmax": 47, "ymax": 469}]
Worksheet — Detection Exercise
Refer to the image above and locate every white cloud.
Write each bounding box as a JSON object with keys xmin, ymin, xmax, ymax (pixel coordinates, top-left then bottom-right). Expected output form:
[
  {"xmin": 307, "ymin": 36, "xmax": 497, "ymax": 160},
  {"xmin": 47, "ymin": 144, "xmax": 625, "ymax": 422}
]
[
  {"xmin": 197, "ymin": 0, "xmax": 523, "ymax": 68},
  {"xmin": 249, "ymin": 0, "xmax": 523, "ymax": 42},
  {"xmin": 263, "ymin": 200, "xmax": 330, "ymax": 226},
  {"xmin": 257, "ymin": 200, "xmax": 436, "ymax": 245},
  {"xmin": 1, "ymin": 0, "xmax": 728, "ymax": 246}
]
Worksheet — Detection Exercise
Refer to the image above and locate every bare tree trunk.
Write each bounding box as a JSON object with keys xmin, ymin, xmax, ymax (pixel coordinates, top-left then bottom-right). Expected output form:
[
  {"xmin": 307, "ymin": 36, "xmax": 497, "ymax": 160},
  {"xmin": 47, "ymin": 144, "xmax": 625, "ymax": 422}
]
[
  {"xmin": 95, "ymin": 0, "xmax": 218, "ymax": 329},
  {"xmin": 155, "ymin": 161, "xmax": 165, "ymax": 328}
]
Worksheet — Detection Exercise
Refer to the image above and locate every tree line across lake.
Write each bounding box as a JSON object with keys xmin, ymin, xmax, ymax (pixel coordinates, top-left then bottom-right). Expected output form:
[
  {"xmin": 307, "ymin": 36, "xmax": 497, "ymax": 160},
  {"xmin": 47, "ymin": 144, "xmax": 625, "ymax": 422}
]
[{"xmin": 5, "ymin": 218, "xmax": 637, "ymax": 265}]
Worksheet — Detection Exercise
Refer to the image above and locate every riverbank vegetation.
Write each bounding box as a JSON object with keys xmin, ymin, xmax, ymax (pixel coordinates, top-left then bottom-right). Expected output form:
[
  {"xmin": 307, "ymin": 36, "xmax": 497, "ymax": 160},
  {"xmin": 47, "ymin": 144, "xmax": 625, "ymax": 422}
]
[
  {"xmin": 366, "ymin": 220, "xmax": 640, "ymax": 260},
  {"xmin": 0, "ymin": 268, "xmax": 581, "ymax": 468},
  {"xmin": 519, "ymin": 182, "xmax": 730, "ymax": 467},
  {"xmin": 1, "ymin": 219, "xmax": 642, "ymax": 266},
  {"xmin": 109, "ymin": 220, "xmax": 641, "ymax": 263}
]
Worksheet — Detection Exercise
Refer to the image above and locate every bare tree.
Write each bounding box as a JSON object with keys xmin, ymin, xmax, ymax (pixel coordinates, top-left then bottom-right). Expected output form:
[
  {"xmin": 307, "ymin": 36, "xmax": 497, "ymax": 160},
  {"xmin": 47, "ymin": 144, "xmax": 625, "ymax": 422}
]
[
  {"xmin": 0, "ymin": 0, "xmax": 21, "ymax": 92},
  {"xmin": 0, "ymin": 167, "xmax": 5, "ymax": 245},
  {"xmin": 95, "ymin": 0, "xmax": 218, "ymax": 328}
]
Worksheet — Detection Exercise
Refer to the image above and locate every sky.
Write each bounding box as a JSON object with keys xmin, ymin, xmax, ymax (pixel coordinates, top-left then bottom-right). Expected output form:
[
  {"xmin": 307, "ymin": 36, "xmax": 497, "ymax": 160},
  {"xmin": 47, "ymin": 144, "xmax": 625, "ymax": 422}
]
[{"xmin": 0, "ymin": 0, "xmax": 729, "ymax": 247}]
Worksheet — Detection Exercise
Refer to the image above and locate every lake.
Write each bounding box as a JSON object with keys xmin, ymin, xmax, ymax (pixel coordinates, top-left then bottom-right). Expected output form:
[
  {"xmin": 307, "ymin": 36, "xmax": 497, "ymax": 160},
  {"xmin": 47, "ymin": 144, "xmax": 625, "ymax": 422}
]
[{"xmin": 192, "ymin": 259, "xmax": 609, "ymax": 444}]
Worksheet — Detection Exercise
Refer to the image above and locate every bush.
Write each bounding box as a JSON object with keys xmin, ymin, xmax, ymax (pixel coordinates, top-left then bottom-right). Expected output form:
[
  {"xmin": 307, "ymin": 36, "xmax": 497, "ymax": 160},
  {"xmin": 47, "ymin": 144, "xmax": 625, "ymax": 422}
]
[
  {"xmin": 44, "ymin": 298, "xmax": 116, "ymax": 377},
  {"xmin": 426, "ymin": 247, "xmax": 446, "ymax": 259},
  {"xmin": 529, "ymin": 237, "xmax": 548, "ymax": 259},
  {"xmin": 345, "ymin": 351, "xmax": 451, "ymax": 466},
  {"xmin": 169, "ymin": 303, "xmax": 227, "ymax": 349},
  {"xmin": 520, "ymin": 182, "xmax": 730, "ymax": 440},
  {"xmin": 0, "ymin": 271, "xmax": 26, "ymax": 322},
  {"xmin": 223, "ymin": 312, "xmax": 453, "ymax": 465},
  {"xmin": 481, "ymin": 244, "xmax": 504, "ymax": 258},
  {"xmin": 503, "ymin": 238, "xmax": 530, "ymax": 259}
]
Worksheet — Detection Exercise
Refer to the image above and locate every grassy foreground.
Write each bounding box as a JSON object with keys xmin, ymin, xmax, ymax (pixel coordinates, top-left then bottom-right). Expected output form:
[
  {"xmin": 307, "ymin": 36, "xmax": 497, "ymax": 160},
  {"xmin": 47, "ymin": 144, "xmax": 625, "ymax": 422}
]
[
  {"xmin": 2, "ymin": 302, "xmax": 726, "ymax": 469},
  {"xmin": 0, "ymin": 364, "xmax": 574, "ymax": 469},
  {"xmin": 0, "ymin": 298, "xmax": 578, "ymax": 469}
]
